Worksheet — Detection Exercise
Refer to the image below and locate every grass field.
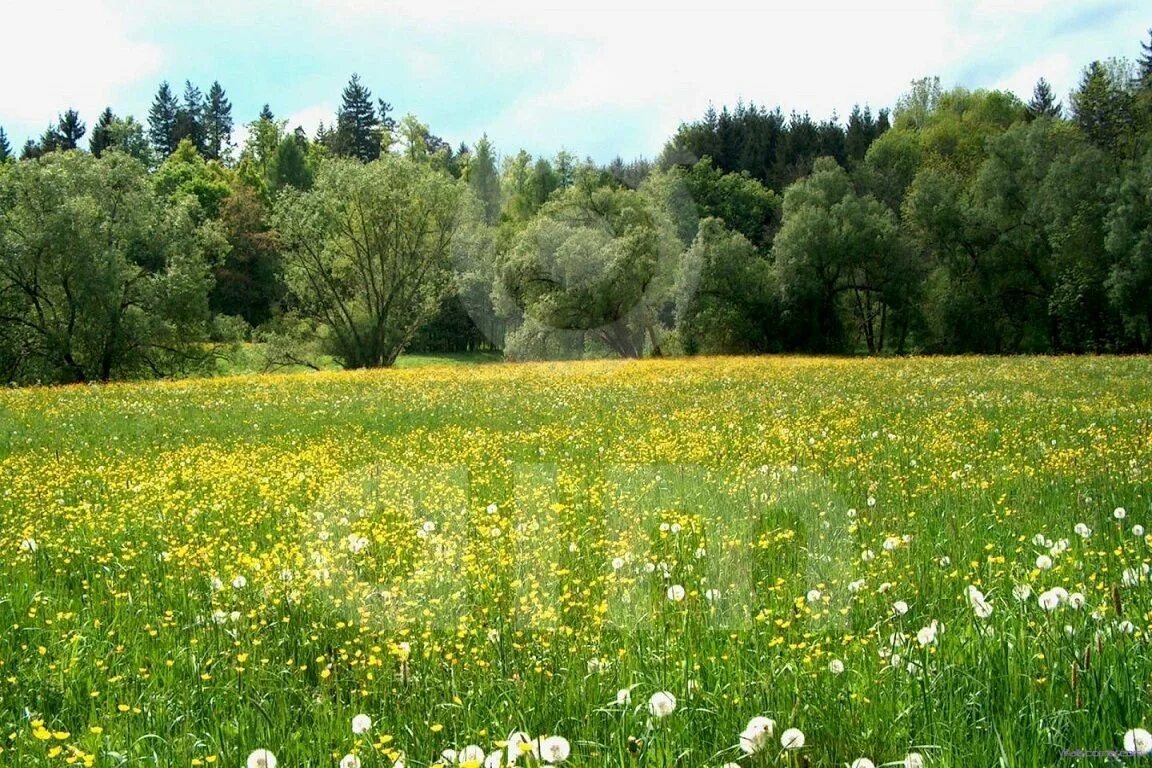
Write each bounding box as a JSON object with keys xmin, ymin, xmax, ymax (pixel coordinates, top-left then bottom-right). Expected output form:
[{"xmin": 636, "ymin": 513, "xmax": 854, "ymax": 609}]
[{"xmin": 1, "ymin": 357, "xmax": 1150, "ymax": 768}]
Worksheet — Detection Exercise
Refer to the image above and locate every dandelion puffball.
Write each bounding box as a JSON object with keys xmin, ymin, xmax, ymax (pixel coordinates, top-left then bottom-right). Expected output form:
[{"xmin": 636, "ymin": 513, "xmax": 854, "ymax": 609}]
[
  {"xmin": 850, "ymin": 759, "xmax": 876, "ymax": 768},
  {"xmin": 615, "ymin": 688, "xmax": 632, "ymax": 706},
  {"xmin": 1125, "ymin": 728, "xmax": 1152, "ymax": 755},
  {"xmin": 1035, "ymin": 554, "xmax": 1053, "ymax": 570},
  {"xmin": 459, "ymin": 745, "xmax": 486, "ymax": 764},
  {"xmin": 247, "ymin": 750, "xmax": 277, "ymax": 768},
  {"xmin": 738, "ymin": 716, "xmax": 775, "ymax": 754},
  {"xmin": 340, "ymin": 755, "xmax": 362, "ymax": 768},
  {"xmin": 538, "ymin": 735, "xmax": 571, "ymax": 763},
  {"xmin": 780, "ymin": 727, "xmax": 805, "ymax": 750},
  {"xmin": 666, "ymin": 584, "xmax": 686, "ymax": 602},
  {"xmin": 351, "ymin": 713, "xmax": 372, "ymax": 734},
  {"xmin": 648, "ymin": 691, "xmax": 677, "ymax": 717},
  {"xmin": 905, "ymin": 753, "xmax": 925, "ymax": 768},
  {"xmin": 828, "ymin": 659, "xmax": 845, "ymax": 674}
]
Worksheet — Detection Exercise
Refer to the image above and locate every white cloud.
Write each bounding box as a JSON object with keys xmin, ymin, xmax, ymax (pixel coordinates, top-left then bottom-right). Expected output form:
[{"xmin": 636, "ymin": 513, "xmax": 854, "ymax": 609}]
[{"xmin": 0, "ymin": 1, "xmax": 163, "ymax": 142}]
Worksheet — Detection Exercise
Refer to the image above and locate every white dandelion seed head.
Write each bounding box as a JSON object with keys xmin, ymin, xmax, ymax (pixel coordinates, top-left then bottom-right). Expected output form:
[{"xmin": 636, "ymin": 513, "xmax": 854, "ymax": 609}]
[
  {"xmin": 246, "ymin": 750, "xmax": 277, "ymax": 768},
  {"xmin": 648, "ymin": 691, "xmax": 677, "ymax": 718},
  {"xmin": 738, "ymin": 716, "xmax": 776, "ymax": 754},
  {"xmin": 1124, "ymin": 728, "xmax": 1152, "ymax": 756},
  {"xmin": 850, "ymin": 759, "xmax": 876, "ymax": 768},
  {"xmin": 780, "ymin": 727, "xmax": 805, "ymax": 750},
  {"xmin": 828, "ymin": 659, "xmax": 845, "ymax": 674},
  {"xmin": 1038, "ymin": 590, "xmax": 1061, "ymax": 611},
  {"xmin": 667, "ymin": 584, "xmax": 686, "ymax": 602},
  {"xmin": 1035, "ymin": 554, "xmax": 1053, "ymax": 571},
  {"xmin": 904, "ymin": 752, "xmax": 926, "ymax": 768},
  {"xmin": 538, "ymin": 735, "xmax": 570, "ymax": 764},
  {"xmin": 1013, "ymin": 584, "xmax": 1033, "ymax": 602},
  {"xmin": 1115, "ymin": 507, "xmax": 1128, "ymax": 520},
  {"xmin": 893, "ymin": 600, "xmax": 909, "ymax": 616},
  {"xmin": 351, "ymin": 713, "xmax": 372, "ymax": 735},
  {"xmin": 459, "ymin": 745, "xmax": 486, "ymax": 764},
  {"xmin": 340, "ymin": 755, "xmax": 362, "ymax": 768}
]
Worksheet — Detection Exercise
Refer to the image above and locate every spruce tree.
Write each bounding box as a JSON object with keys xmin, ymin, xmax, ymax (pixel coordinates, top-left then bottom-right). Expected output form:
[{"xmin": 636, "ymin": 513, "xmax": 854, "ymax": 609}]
[
  {"xmin": 20, "ymin": 140, "xmax": 41, "ymax": 160},
  {"xmin": 0, "ymin": 127, "xmax": 10, "ymax": 162},
  {"xmin": 334, "ymin": 74, "xmax": 381, "ymax": 162},
  {"xmin": 203, "ymin": 81, "xmax": 233, "ymax": 161},
  {"xmin": 90, "ymin": 108, "xmax": 116, "ymax": 156},
  {"xmin": 148, "ymin": 81, "xmax": 180, "ymax": 158},
  {"xmin": 1139, "ymin": 28, "xmax": 1152, "ymax": 88},
  {"xmin": 1072, "ymin": 60, "xmax": 1134, "ymax": 156},
  {"xmin": 56, "ymin": 110, "xmax": 86, "ymax": 150},
  {"xmin": 175, "ymin": 80, "xmax": 205, "ymax": 154},
  {"xmin": 259, "ymin": 104, "xmax": 274, "ymax": 122},
  {"xmin": 1027, "ymin": 78, "xmax": 1063, "ymax": 120}
]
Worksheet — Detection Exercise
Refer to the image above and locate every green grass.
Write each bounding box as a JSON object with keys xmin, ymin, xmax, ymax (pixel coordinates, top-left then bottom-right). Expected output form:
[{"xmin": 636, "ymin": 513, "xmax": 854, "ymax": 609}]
[{"xmin": 0, "ymin": 356, "xmax": 1149, "ymax": 768}]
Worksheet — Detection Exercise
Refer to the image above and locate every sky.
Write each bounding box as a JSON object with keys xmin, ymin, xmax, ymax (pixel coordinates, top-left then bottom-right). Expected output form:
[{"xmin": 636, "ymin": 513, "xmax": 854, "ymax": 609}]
[{"xmin": 0, "ymin": 0, "xmax": 1147, "ymax": 163}]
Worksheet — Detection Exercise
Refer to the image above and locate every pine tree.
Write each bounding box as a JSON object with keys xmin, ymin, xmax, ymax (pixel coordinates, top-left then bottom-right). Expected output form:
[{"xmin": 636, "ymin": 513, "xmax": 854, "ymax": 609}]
[
  {"xmin": 38, "ymin": 124, "xmax": 62, "ymax": 154},
  {"xmin": 56, "ymin": 109, "xmax": 86, "ymax": 150},
  {"xmin": 1027, "ymin": 78, "xmax": 1063, "ymax": 120},
  {"xmin": 90, "ymin": 108, "xmax": 116, "ymax": 156},
  {"xmin": 203, "ymin": 81, "xmax": 233, "ymax": 161},
  {"xmin": 468, "ymin": 134, "xmax": 502, "ymax": 224},
  {"xmin": 1139, "ymin": 28, "xmax": 1152, "ymax": 88},
  {"xmin": 0, "ymin": 127, "xmax": 11, "ymax": 162},
  {"xmin": 174, "ymin": 81, "xmax": 205, "ymax": 154},
  {"xmin": 334, "ymin": 74, "xmax": 381, "ymax": 162},
  {"xmin": 148, "ymin": 81, "xmax": 180, "ymax": 158},
  {"xmin": 1072, "ymin": 60, "xmax": 1134, "ymax": 156}
]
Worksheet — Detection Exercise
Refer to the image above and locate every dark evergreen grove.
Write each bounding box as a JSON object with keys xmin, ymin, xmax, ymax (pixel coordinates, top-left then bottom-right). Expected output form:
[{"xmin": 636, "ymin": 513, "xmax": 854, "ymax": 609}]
[{"xmin": 3, "ymin": 31, "xmax": 1152, "ymax": 383}]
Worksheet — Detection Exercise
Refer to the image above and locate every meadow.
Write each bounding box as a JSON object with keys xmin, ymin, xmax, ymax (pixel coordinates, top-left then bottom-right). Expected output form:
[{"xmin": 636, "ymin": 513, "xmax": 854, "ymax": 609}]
[{"xmin": 1, "ymin": 356, "xmax": 1150, "ymax": 768}]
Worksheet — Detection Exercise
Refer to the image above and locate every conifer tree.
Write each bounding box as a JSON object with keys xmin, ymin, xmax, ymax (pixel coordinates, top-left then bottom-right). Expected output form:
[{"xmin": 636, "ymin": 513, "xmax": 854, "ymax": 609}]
[
  {"xmin": 334, "ymin": 74, "xmax": 382, "ymax": 162},
  {"xmin": 203, "ymin": 81, "xmax": 233, "ymax": 161},
  {"xmin": 148, "ymin": 81, "xmax": 180, "ymax": 157},
  {"xmin": 56, "ymin": 109, "xmax": 86, "ymax": 150},
  {"xmin": 90, "ymin": 108, "xmax": 116, "ymax": 156},
  {"xmin": 1026, "ymin": 78, "xmax": 1063, "ymax": 119}
]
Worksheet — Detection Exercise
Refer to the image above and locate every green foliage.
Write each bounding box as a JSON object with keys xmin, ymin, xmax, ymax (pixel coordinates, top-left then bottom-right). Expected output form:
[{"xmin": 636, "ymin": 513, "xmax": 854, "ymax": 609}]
[
  {"xmin": 0, "ymin": 152, "xmax": 222, "ymax": 383},
  {"xmin": 89, "ymin": 108, "xmax": 116, "ymax": 156},
  {"xmin": 148, "ymin": 81, "xmax": 180, "ymax": 158},
  {"xmin": 333, "ymin": 74, "xmax": 386, "ymax": 163},
  {"xmin": 500, "ymin": 182, "xmax": 680, "ymax": 359},
  {"xmin": 203, "ymin": 81, "xmax": 233, "ymax": 161},
  {"xmin": 268, "ymin": 134, "xmax": 314, "ymax": 192},
  {"xmin": 1106, "ymin": 146, "xmax": 1152, "ymax": 347},
  {"xmin": 54, "ymin": 109, "xmax": 85, "ymax": 150},
  {"xmin": 153, "ymin": 139, "xmax": 233, "ymax": 220},
  {"xmin": 466, "ymin": 134, "xmax": 502, "ymax": 225},
  {"xmin": 675, "ymin": 218, "xmax": 779, "ymax": 354},
  {"xmin": 1072, "ymin": 59, "xmax": 1138, "ymax": 158},
  {"xmin": 774, "ymin": 157, "xmax": 914, "ymax": 352},
  {"xmin": 274, "ymin": 156, "xmax": 463, "ymax": 368},
  {"xmin": 212, "ymin": 184, "xmax": 282, "ymax": 327}
]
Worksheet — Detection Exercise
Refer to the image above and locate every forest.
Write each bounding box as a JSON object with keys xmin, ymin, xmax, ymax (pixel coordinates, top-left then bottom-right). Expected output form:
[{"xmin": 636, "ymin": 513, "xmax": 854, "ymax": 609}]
[{"xmin": 1, "ymin": 30, "xmax": 1151, "ymax": 383}]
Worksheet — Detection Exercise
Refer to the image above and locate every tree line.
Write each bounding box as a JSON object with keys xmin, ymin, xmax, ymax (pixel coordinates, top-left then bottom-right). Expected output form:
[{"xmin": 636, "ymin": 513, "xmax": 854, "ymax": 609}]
[{"xmin": 1, "ymin": 30, "xmax": 1151, "ymax": 384}]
